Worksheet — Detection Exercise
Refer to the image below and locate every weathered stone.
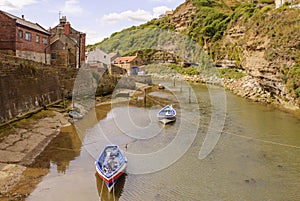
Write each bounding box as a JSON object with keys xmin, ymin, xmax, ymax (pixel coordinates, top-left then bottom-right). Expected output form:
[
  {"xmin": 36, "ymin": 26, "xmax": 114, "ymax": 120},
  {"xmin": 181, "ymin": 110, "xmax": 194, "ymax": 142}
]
[
  {"xmin": 0, "ymin": 164, "xmax": 26, "ymax": 193},
  {"xmin": 0, "ymin": 151, "xmax": 26, "ymax": 163}
]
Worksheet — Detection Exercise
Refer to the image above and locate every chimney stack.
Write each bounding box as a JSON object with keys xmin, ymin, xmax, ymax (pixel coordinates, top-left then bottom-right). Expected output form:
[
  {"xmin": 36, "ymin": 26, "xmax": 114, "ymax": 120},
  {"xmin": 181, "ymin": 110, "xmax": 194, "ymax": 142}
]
[
  {"xmin": 60, "ymin": 16, "xmax": 67, "ymax": 25},
  {"xmin": 64, "ymin": 22, "xmax": 71, "ymax": 35}
]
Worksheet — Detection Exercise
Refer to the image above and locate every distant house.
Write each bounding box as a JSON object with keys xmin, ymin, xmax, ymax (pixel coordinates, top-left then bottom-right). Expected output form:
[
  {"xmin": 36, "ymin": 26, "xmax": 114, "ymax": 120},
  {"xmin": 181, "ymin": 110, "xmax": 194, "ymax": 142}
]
[
  {"xmin": 86, "ymin": 48, "xmax": 111, "ymax": 73},
  {"xmin": 86, "ymin": 48, "xmax": 110, "ymax": 65},
  {"xmin": 0, "ymin": 10, "xmax": 51, "ymax": 64},
  {"xmin": 49, "ymin": 16, "xmax": 86, "ymax": 68},
  {"xmin": 113, "ymin": 54, "xmax": 142, "ymax": 75}
]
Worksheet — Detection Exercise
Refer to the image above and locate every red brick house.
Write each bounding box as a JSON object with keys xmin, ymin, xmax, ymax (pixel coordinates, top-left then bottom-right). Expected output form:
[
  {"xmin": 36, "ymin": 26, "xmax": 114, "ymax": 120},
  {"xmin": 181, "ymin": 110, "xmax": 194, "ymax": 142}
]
[
  {"xmin": 49, "ymin": 16, "xmax": 86, "ymax": 68},
  {"xmin": 0, "ymin": 10, "xmax": 51, "ymax": 64},
  {"xmin": 113, "ymin": 54, "xmax": 142, "ymax": 75}
]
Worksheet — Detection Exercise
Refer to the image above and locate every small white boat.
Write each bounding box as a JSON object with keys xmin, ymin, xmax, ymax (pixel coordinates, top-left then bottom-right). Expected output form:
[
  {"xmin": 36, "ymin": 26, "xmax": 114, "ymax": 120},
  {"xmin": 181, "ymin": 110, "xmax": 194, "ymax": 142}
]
[
  {"xmin": 95, "ymin": 144, "xmax": 127, "ymax": 192},
  {"xmin": 157, "ymin": 105, "xmax": 176, "ymax": 124},
  {"xmin": 68, "ymin": 110, "xmax": 83, "ymax": 119}
]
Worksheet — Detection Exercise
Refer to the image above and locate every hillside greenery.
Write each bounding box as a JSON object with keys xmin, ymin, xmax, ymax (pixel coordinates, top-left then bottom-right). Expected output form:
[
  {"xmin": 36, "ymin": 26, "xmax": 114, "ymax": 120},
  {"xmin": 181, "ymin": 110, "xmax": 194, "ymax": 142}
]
[
  {"xmin": 87, "ymin": 0, "xmax": 300, "ymax": 100},
  {"xmin": 87, "ymin": 0, "xmax": 259, "ymax": 61}
]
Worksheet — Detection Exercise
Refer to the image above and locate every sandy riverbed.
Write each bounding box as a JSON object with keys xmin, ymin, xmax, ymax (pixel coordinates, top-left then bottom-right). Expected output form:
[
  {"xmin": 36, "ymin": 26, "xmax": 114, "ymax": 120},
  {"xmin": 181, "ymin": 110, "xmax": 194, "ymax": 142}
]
[
  {"xmin": 0, "ymin": 108, "xmax": 71, "ymax": 199},
  {"xmin": 0, "ymin": 83, "xmax": 151, "ymax": 200}
]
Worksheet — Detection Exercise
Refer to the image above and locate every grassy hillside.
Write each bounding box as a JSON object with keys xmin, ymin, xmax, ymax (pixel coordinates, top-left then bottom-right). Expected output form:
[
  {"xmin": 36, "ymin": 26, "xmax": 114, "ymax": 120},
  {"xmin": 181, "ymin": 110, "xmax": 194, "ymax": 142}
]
[{"xmin": 87, "ymin": 0, "xmax": 300, "ymax": 102}]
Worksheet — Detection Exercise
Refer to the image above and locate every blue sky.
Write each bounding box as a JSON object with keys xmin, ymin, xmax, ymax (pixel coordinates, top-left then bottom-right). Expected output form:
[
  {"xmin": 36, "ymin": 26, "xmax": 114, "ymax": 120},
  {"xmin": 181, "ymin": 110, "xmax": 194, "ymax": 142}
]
[{"xmin": 0, "ymin": 0, "xmax": 185, "ymax": 45}]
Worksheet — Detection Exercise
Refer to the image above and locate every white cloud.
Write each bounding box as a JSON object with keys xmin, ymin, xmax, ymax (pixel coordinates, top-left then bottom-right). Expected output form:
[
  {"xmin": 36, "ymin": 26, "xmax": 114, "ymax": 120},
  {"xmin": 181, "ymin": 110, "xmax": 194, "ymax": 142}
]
[
  {"xmin": 0, "ymin": 0, "xmax": 37, "ymax": 11},
  {"xmin": 101, "ymin": 9, "xmax": 153, "ymax": 24},
  {"xmin": 83, "ymin": 29, "xmax": 107, "ymax": 45},
  {"xmin": 101, "ymin": 6, "xmax": 171, "ymax": 24},
  {"xmin": 61, "ymin": 0, "xmax": 83, "ymax": 15},
  {"xmin": 153, "ymin": 6, "xmax": 171, "ymax": 18}
]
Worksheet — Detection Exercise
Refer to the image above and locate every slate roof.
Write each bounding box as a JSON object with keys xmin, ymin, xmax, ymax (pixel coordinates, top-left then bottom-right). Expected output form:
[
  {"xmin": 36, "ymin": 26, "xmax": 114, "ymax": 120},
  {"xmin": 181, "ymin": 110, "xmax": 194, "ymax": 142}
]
[{"xmin": 1, "ymin": 10, "xmax": 49, "ymax": 35}]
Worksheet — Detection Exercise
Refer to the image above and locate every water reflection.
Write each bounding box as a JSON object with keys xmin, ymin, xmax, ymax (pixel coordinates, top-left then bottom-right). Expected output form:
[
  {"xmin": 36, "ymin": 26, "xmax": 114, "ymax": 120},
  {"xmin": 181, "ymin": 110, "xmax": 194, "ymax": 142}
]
[
  {"xmin": 21, "ymin": 82, "xmax": 300, "ymax": 200},
  {"xmin": 31, "ymin": 125, "xmax": 82, "ymax": 173},
  {"xmin": 8, "ymin": 125, "xmax": 83, "ymax": 197},
  {"xmin": 95, "ymin": 172, "xmax": 126, "ymax": 201}
]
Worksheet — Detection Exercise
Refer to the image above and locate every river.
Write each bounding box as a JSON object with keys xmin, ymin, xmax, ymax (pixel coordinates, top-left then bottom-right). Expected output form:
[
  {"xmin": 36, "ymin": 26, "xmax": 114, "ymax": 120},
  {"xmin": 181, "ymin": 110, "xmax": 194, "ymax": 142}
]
[{"xmin": 24, "ymin": 80, "xmax": 300, "ymax": 201}]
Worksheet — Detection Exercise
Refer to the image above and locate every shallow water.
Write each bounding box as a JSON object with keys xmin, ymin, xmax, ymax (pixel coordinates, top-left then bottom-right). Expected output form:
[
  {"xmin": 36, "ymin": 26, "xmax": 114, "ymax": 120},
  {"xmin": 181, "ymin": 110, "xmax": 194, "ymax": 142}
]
[{"xmin": 24, "ymin": 81, "xmax": 300, "ymax": 201}]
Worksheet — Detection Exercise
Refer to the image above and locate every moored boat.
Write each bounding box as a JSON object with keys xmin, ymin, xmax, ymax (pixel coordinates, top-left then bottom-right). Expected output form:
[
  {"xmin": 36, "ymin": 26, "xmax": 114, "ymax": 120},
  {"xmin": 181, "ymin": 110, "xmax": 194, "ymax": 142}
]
[
  {"xmin": 68, "ymin": 110, "xmax": 83, "ymax": 119},
  {"xmin": 95, "ymin": 144, "xmax": 127, "ymax": 192},
  {"xmin": 157, "ymin": 105, "xmax": 176, "ymax": 124}
]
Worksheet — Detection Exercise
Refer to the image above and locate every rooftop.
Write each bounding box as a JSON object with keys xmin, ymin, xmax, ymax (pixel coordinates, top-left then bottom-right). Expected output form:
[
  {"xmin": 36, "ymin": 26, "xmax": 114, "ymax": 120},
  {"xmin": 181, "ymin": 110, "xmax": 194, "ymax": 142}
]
[{"xmin": 0, "ymin": 10, "xmax": 49, "ymax": 35}]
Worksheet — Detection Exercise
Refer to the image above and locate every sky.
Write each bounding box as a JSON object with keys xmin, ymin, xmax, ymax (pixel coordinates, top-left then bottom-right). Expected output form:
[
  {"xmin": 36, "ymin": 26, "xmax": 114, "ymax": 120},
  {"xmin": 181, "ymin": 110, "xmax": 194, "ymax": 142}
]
[{"xmin": 0, "ymin": 0, "xmax": 185, "ymax": 45}]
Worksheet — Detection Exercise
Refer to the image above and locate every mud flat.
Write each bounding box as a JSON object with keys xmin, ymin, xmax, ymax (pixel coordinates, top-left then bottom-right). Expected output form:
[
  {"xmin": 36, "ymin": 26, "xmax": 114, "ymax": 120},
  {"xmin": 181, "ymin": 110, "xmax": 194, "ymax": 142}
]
[{"xmin": 0, "ymin": 109, "xmax": 71, "ymax": 199}]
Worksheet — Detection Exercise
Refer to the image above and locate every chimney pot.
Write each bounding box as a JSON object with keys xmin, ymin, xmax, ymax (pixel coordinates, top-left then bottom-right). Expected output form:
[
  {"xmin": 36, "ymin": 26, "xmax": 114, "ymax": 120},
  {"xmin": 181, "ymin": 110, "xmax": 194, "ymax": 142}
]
[{"xmin": 60, "ymin": 16, "xmax": 67, "ymax": 24}]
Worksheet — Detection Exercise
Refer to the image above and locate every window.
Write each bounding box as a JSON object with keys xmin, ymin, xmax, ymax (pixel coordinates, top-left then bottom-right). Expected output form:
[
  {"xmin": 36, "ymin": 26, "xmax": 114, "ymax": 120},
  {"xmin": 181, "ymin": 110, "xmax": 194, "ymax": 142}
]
[
  {"xmin": 43, "ymin": 37, "xmax": 48, "ymax": 45},
  {"xmin": 25, "ymin": 32, "xmax": 31, "ymax": 41},
  {"xmin": 36, "ymin": 35, "xmax": 40, "ymax": 43},
  {"xmin": 51, "ymin": 53, "xmax": 56, "ymax": 59},
  {"xmin": 18, "ymin": 30, "xmax": 23, "ymax": 38}
]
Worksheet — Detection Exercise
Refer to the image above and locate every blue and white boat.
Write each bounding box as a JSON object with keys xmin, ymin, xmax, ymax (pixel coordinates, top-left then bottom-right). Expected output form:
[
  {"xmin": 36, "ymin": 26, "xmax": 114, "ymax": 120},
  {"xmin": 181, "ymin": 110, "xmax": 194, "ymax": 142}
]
[
  {"xmin": 95, "ymin": 145, "xmax": 127, "ymax": 192},
  {"xmin": 68, "ymin": 110, "xmax": 83, "ymax": 119},
  {"xmin": 157, "ymin": 105, "xmax": 176, "ymax": 124}
]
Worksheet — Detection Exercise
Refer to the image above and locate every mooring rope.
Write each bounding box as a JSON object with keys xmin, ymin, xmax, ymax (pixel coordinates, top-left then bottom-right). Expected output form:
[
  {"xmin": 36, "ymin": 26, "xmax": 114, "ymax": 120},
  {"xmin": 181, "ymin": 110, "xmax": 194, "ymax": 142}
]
[{"xmin": 225, "ymin": 132, "xmax": 300, "ymax": 149}]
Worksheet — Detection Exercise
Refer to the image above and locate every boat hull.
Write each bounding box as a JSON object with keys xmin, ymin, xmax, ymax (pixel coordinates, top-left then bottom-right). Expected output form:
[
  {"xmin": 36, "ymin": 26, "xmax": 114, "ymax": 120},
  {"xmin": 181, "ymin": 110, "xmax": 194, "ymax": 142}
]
[
  {"xmin": 96, "ymin": 162, "xmax": 126, "ymax": 192},
  {"xmin": 95, "ymin": 145, "xmax": 127, "ymax": 192},
  {"xmin": 157, "ymin": 105, "xmax": 176, "ymax": 124},
  {"xmin": 159, "ymin": 117, "xmax": 176, "ymax": 124}
]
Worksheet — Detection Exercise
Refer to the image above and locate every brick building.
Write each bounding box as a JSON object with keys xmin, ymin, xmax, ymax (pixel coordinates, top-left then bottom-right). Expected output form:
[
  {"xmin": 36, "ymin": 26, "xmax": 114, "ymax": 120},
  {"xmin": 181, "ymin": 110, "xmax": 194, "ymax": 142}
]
[
  {"xmin": 49, "ymin": 16, "xmax": 86, "ymax": 68},
  {"xmin": 0, "ymin": 10, "xmax": 51, "ymax": 64},
  {"xmin": 113, "ymin": 54, "xmax": 142, "ymax": 75}
]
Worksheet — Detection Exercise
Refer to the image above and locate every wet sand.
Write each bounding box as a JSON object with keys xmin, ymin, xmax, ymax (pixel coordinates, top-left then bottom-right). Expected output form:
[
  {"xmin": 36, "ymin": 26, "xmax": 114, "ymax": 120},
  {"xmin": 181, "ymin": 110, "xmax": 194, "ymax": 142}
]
[
  {"xmin": 0, "ymin": 83, "xmax": 151, "ymax": 200},
  {"xmin": 0, "ymin": 109, "xmax": 71, "ymax": 199}
]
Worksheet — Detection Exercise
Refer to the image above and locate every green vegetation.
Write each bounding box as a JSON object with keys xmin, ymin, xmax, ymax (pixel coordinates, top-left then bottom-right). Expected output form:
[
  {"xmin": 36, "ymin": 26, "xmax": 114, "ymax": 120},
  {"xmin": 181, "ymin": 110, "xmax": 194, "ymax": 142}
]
[
  {"xmin": 87, "ymin": 1, "xmax": 258, "ymax": 61},
  {"xmin": 217, "ymin": 68, "xmax": 245, "ymax": 79},
  {"xmin": 145, "ymin": 63, "xmax": 200, "ymax": 76},
  {"xmin": 283, "ymin": 63, "xmax": 300, "ymax": 98},
  {"xmin": 145, "ymin": 64, "xmax": 178, "ymax": 75},
  {"xmin": 168, "ymin": 64, "xmax": 200, "ymax": 76},
  {"xmin": 87, "ymin": 0, "xmax": 300, "ymax": 102}
]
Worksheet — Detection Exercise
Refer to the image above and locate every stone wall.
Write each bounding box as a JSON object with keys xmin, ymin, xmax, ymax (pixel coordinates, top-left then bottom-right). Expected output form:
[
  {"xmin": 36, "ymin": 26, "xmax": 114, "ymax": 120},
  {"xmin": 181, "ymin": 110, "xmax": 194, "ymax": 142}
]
[
  {"xmin": 0, "ymin": 54, "xmax": 119, "ymax": 124},
  {"xmin": 0, "ymin": 54, "xmax": 77, "ymax": 124},
  {"xmin": 132, "ymin": 75, "xmax": 152, "ymax": 85}
]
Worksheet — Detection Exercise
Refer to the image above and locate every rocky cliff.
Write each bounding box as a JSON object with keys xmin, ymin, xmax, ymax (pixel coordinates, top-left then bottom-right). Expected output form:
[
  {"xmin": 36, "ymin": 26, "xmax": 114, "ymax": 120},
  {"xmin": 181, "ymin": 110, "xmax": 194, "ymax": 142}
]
[
  {"xmin": 90, "ymin": 0, "xmax": 300, "ymax": 109},
  {"xmin": 166, "ymin": 0, "xmax": 300, "ymax": 109},
  {"xmin": 219, "ymin": 7, "xmax": 299, "ymax": 108}
]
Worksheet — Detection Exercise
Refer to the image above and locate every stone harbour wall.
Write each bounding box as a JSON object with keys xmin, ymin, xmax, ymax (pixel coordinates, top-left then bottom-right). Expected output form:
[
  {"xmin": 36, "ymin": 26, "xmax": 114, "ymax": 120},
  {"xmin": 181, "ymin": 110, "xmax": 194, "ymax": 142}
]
[{"xmin": 0, "ymin": 54, "xmax": 78, "ymax": 124}]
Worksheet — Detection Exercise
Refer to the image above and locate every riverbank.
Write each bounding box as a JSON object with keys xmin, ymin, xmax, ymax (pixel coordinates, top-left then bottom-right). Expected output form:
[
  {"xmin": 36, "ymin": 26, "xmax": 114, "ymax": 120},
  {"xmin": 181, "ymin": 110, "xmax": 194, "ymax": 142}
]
[
  {"xmin": 150, "ymin": 72, "xmax": 300, "ymax": 113},
  {"xmin": 0, "ymin": 82, "xmax": 151, "ymax": 200},
  {"xmin": 0, "ymin": 108, "xmax": 71, "ymax": 199}
]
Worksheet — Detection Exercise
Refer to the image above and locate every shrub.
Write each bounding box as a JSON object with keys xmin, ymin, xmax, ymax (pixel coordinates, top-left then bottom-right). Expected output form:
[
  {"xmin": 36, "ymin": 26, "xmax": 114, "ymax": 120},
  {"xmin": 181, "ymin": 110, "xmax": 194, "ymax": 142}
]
[{"xmin": 217, "ymin": 68, "xmax": 246, "ymax": 79}]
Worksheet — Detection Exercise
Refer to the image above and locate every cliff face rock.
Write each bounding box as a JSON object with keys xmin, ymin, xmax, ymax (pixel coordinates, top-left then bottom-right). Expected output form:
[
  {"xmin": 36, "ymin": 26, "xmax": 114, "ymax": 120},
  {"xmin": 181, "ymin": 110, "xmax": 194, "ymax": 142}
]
[
  {"xmin": 219, "ymin": 9, "xmax": 300, "ymax": 108},
  {"xmin": 168, "ymin": 1, "xmax": 197, "ymax": 33},
  {"xmin": 166, "ymin": 0, "xmax": 300, "ymax": 108}
]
